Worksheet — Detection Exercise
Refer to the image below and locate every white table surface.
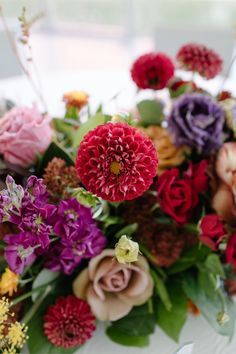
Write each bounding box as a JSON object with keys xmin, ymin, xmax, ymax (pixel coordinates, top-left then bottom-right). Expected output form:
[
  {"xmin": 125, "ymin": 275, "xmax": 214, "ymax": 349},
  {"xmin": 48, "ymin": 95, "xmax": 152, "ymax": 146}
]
[{"xmin": 1, "ymin": 70, "xmax": 236, "ymax": 354}]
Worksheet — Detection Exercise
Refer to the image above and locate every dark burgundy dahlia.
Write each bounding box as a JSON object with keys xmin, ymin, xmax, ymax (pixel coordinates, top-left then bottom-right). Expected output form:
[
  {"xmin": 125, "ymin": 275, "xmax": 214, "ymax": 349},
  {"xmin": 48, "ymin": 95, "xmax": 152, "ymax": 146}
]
[
  {"xmin": 76, "ymin": 123, "xmax": 158, "ymax": 202},
  {"xmin": 176, "ymin": 43, "xmax": 223, "ymax": 79},
  {"xmin": 131, "ymin": 52, "xmax": 174, "ymax": 90}
]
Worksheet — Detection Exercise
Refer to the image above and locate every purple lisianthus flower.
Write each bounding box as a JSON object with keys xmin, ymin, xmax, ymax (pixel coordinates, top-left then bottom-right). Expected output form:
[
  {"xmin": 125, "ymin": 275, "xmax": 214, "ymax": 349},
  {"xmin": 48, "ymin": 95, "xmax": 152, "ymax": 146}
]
[
  {"xmin": 4, "ymin": 232, "xmax": 36, "ymax": 274},
  {"xmin": 53, "ymin": 198, "xmax": 92, "ymax": 239},
  {"xmin": 168, "ymin": 93, "xmax": 224, "ymax": 154}
]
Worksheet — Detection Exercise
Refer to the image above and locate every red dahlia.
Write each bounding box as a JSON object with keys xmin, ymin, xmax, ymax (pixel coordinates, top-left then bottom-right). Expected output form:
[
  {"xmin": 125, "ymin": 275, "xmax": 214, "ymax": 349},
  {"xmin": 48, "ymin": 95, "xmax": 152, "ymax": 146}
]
[
  {"xmin": 76, "ymin": 122, "xmax": 158, "ymax": 202},
  {"xmin": 131, "ymin": 52, "xmax": 174, "ymax": 90},
  {"xmin": 44, "ymin": 295, "xmax": 96, "ymax": 348},
  {"xmin": 176, "ymin": 43, "xmax": 223, "ymax": 79}
]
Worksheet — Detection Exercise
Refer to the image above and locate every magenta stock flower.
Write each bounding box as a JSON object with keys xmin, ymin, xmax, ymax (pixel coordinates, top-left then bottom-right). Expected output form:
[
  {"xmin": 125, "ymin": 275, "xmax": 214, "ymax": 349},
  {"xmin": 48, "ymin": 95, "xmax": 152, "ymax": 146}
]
[{"xmin": 76, "ymin": 122, "xmax": 158, "ymax": 202}]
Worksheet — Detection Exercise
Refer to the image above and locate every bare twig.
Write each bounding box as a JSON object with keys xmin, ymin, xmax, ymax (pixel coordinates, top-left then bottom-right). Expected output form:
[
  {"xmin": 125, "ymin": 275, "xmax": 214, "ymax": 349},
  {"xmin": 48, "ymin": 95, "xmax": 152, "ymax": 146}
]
[{"xmin": 0, "ymin": 5, "xmax": 47, "ymax": 111}]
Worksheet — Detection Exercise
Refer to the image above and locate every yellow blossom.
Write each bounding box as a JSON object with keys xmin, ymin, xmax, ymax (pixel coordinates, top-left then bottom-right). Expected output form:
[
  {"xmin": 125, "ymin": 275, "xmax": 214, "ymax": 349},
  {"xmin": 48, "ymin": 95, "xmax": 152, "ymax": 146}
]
[
  {"xmin": 0, "ymin": 269, "xmax": 19, "ymax": 297},
  {"xmin": 2, "ymin": 347, "xmax": 17, "ymax": 354},
  {"xmin": 0, "ymin": 297, "xmax": 10, "ymax": 323},
  {"xmin": 141, "ymin": 126, "xmax": 190, "ymax": 175},
  {"xmin": 115, "ymin": 235, "xmax": 139, "ymax": 264},
  {"xmin": 63, "ymin": 90, "xmax": 89, "ymax": 110},
  {"xmin": 7, "ymin": 321, "xmax": 28, "ymax": 349}
]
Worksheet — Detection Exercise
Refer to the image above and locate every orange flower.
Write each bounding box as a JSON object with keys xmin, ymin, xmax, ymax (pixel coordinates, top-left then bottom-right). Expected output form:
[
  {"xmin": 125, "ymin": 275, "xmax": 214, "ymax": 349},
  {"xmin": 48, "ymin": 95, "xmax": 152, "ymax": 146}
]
[
  {"xmin": 0, "ymin": 268, "xmax": 19, "ymax": 297},
  {"xmin": 187, "ymin": 299, "xmax": 200, "ymax": 316},
  {"xmin": 63, "ymin": 91, "xmax": 89, "ymax": 110},
  {"xmin": 141, "ymin": 126, "xmax": 189, "ymax": 174}
]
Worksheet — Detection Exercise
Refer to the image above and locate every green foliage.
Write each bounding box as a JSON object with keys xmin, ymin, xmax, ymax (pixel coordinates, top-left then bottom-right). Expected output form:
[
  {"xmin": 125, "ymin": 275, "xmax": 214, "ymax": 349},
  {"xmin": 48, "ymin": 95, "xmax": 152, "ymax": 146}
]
[
  {"xmin": 71, "ymin": 187, "xmax": 99, "ymax": 208},
  {"xmin": 150, "ymin": 269, "xmax": 172, "ymax": 311},
  {"xmin": 155, "ymin": 279, "xmax": 187, "ymax": 342},
  {"xmin": 36, "ymin": 142, "xmax": 74, "ymax": 176},
  {"xmin": 137, "ymin": 99, "xmax": 164, "ymax": 126},
  {"xmin": 114, "ymin": 223, "xmax": 138, "ymax": 239},
  {"xmin": 72, "ymin": 113, "xmax": 110, "ymax": 147},
  {"xmin": 183, "ymin": 274, "xmax": 236, "ymax": 337},
  {"xmin": 32, "ymin": 269, "xmax": 59, "ymax": 302},
  {"xmin": 106, "ymin": 304, "xmax": 155, "ymax": 347},
  {"xmin": 167, "ymin": 245, "xmax": 212, "ymax": 275}
]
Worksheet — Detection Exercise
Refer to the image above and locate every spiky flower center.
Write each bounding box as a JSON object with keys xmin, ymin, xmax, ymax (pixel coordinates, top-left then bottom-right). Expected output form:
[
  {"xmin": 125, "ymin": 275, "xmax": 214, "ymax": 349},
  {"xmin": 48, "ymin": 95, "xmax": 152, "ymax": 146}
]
[{"xmin": 110, "ymin": 161, "xmax": 122, "ymax": 175}]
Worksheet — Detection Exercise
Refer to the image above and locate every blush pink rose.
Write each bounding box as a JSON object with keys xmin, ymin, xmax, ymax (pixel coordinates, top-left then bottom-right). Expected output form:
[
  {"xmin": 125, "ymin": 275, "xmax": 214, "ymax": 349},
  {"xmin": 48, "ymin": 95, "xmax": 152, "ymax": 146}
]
[
  {"xmin": 0, "ymin": 105, "xmax": 52, "ymax": 167},
  {"xmin": 73, "ymin": 249, "xmax": 154, "ymax": 321}
]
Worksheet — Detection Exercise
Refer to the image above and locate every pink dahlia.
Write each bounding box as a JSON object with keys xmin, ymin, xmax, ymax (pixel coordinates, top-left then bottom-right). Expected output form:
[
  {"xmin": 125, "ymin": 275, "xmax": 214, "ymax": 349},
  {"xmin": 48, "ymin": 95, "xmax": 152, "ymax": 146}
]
[
  {"xmin": 131, "ymin": 52, "xmax": 174, "ymax": 90},
  {"xmin": 44, "ymin": 295, "xmax": 96, "ymax": 348},
  {"xmin": 176, "ymin": 43, "xmax": 223, "ymax": 79},
  {"xmin": 76, "ymin": 122, "xmax": 158, "ymax": 202}
]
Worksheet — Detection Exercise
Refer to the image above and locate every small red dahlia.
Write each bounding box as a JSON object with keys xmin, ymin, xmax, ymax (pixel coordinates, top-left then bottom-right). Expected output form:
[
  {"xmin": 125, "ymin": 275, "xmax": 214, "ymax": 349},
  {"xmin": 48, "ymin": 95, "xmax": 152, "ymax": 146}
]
[
  {"xmin": 176, "ymin": 43, "xmax": 223, "ymax": 79},
  {"xmin": 44, "ymin": 295, "xmax": 96, "ymax": 348},
  {"xmin": 76, "ymin": 122, "xmax": 158, "ymax": 202},
  {"xmin": 131, "ymin": 52, "xmax": 174, "ymax": 90}
]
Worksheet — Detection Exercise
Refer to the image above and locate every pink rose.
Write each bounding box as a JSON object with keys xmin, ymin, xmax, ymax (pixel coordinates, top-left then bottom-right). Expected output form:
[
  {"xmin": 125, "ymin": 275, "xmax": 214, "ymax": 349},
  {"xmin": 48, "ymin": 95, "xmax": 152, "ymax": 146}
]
[
  {"xmin": 73, "ymin": 249, "xmax": 154, "ymax": 321},
  {"xmin": 0, "ymin": 106, "xmax": 52, "ymax": 167}
]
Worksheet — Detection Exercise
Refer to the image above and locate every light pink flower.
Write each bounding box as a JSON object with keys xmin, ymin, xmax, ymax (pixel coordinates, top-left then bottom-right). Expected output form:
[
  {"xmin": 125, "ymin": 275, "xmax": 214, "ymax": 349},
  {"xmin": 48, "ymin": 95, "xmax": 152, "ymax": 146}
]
[
  {"xmin": 73, "ymin": 249, "xmax": 154, "ymax": 321},
  {"xmin": 0, "ymin": 105, "xmax": 52, "ymax": 167}
]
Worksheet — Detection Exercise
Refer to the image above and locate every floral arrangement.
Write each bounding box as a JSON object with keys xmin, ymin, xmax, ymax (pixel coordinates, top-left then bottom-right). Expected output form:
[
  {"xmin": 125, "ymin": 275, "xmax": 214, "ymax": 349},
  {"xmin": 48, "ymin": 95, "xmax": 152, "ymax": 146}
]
[{"xmin": 1, "ymin": 24, "xmax": 236, "ymax": 353}]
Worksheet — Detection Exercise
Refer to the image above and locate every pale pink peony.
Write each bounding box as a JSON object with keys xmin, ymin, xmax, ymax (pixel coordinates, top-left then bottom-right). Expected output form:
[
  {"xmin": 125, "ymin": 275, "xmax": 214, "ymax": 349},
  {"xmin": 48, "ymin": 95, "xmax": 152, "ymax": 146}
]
[
  {"xmin": 73, "ymin": 249, "xmax": 154, "ymax": 321},
  {"xmin": 0, "ymin": 106, "xmax": 52, "ymax": 167}
]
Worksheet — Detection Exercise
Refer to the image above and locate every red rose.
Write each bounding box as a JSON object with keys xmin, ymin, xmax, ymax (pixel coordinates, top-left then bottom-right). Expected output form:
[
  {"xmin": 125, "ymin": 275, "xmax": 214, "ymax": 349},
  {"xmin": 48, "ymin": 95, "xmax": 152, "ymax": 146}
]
[
  {"xmin": 226, "ymin": 233, "xmax": 236, "ymax": 268},
  {"xmin": 156, "ymin": 168, "xmax": 195, "ymax": 224},
  {"xmin": 184, "ymin": 160, "xmax": 208, "ymax": 194},
  {"xmin": 199, "ymin": 214, "xmax": 226, "ymax": 251}
]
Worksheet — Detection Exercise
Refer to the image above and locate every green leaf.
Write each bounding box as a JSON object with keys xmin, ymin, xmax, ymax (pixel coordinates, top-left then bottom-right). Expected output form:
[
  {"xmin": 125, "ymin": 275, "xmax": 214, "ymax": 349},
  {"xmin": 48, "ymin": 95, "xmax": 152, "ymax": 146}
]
[
  {"xmin": 32, "ymin": 269, "xmax": 59, "ymax": 302},
  {"xmin": 155, "ymin": 279, "xmax": 187, "ymax": 341},
  {"xmin": 28, "ymin": 295, "xmax": 78, "ymax": 354},
  {"xmin": 114, "ymin": 223, "xmax": 138, "ymax": 239},
  {"xmin": 106, "ymin": 327, "xmax": 149, "ymax": 348},
  {"xmin": 36, "ymin": 142, "xmax": 74, "ymax": 176},
  {"xmin": 204, "ymin": 254, "xmax": 225, "ymax": 278},
  {"xmin": 108, "ymin": 304, "xmax": 155, "ymax": 337},
  {"xmin": 167, "ymin": 245, "xmax": 212, "ymax": 275},
  {"xmin": 183, "ymin": 274, "xmax": 236, "ymax": 337},
  {"xmin": 137, "ymin": 99, "xmax": 164, "ymax": 126},
  {"xmin": 72, "ymin": 113, "xmax": 107, "ymax": 147},
  {"xmin": 197, "ymin": 269, "xmax": 217, "ymax": 299},
  {"xmin": 150, "ymin": 269, "xmax": 172, "ymax": 311}
]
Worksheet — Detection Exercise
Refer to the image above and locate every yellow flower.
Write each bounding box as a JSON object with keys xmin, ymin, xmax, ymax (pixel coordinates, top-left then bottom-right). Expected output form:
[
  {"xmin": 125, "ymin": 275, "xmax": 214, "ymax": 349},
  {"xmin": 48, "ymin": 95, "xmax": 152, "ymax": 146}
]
[
  {"xmin": 7, "ymin": 321, "xmax": 28, "ymax": 349},
  {"xmin": 115, "ymin": 235, "xmax": 139, "ymax": 264},
  {"xmin": 141, "ymin": 126, "xmax": 189, "ymax": 175},
  {"xmin": 216, "ymin": 311, "xmax": 230, "ymax": 326},
  {"xmin": 0, "ymin": 269, "xmax": 19, "ymax": 297},
  {"xmin": 63, "ymin": 91, "xmax": 89, "ymax": 110},
  {"xmin": 2, "ymin": 348, "xmax": 17, "ymax": 354},
  {"xmin": 0, "ymin": 297, "xmax": 10, "ymax": 323}
]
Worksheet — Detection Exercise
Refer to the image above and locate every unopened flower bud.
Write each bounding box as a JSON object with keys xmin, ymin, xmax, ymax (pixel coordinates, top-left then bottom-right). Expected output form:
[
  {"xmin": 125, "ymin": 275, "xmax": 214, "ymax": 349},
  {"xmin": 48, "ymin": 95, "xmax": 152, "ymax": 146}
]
[
  {"xmin": 216, "ymin": 311, "xmax": 230, "ymax": 326},
  {"xmin": 115, "ymin": 235, "xmax": 139, "ymax": 264}
]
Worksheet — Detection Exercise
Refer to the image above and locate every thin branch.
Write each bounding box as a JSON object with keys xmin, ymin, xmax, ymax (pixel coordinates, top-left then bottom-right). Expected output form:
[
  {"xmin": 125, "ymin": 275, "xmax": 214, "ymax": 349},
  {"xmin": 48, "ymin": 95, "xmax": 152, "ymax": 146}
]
[{"xmin": 0, "ymin": 6, "xmax": 47, "ymax": 112}]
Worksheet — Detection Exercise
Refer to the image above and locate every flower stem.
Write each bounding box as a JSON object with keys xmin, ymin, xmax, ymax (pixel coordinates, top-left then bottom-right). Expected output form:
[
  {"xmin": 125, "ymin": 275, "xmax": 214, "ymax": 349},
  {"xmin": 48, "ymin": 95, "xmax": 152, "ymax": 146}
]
[
  {"xmin": 22, "ymin": 285, "xmax": 51, "ymax": 324},
  {"xmin": 11, "ymin": 281, "xmax": 54, "ymax": 306}
]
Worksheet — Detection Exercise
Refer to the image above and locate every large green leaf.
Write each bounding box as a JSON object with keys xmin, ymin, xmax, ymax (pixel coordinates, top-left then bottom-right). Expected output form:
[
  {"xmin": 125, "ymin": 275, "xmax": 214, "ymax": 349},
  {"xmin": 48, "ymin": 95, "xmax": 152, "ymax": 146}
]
[
  {"xmin": 72, "ymin": 113, "xmax": 107, "ymax": 147},
  {"xmin": 150, "ymin": 269, "xmax": 172, "ymax": 311},
  {"xmin": 32, "ymin": 269, "xmax": 59, "ymax": 302},
  {"xmin": 204, "ymin": 254, "xmax": 225, "ymax": 278},
  {"xmin": 155, "ymin": 279, "xmax": 187, "ymax": 342},
  {"xmin": 183, "ymin": 274, "xmax": 236, "ymax": 337},
  {"xmin": 137, "ymin": 99, "xmax": 164, "ymax": 126},
  {"xmin": 28, "ymin": 295, "xmax": 78, "ymax": 354},
  {"xmin": 106, "ymin": 327, "xmax": 149, "ymax": 348},
  {"xmin": 36, "ymin": 142, "xmax": 74, "ymax": 176},
  {"xmin": 108, "ymin": 304, "xmax": 155, "ymax": 337},
  {"xmin": 167, "ymin": 245, "xmax": 212, "ymax": 275}
]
